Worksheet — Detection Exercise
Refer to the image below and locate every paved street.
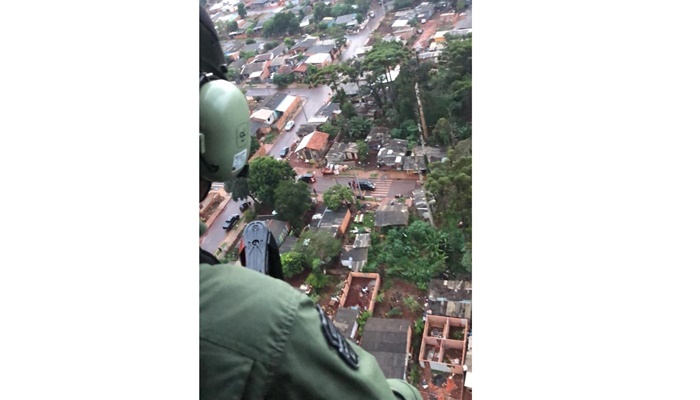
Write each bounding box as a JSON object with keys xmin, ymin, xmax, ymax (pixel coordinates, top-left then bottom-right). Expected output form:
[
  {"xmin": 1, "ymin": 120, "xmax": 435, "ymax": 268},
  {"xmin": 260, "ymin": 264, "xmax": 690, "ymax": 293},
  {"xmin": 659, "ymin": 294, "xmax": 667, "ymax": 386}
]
[
  {"xmin": 200, "ymin": 197, "xmax": 247, "ymax": 254},
  {"xmin": 341, "ymin": 1, "xmax": 387, "ymax": 62},
  {"xmin": 310, "ymin": 174, "xmax": 420, "ymax": 202}
]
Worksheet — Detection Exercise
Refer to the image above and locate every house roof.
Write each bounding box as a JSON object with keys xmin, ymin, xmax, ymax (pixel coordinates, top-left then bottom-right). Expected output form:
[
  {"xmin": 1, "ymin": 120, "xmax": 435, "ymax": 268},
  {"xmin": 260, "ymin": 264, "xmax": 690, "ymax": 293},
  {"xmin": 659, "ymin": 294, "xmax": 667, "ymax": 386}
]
[
  {"xmin": 250, "ymin": 108, "xmax": 275, "ymax": 122},
  {"xmin": 277, "ymin": 64, "xmax": 293, "ymax": 74},
  {"xmin": 249, "ymin": 120, "xmax": 263, "ymax": 135},
  {"xmin": 326, "ymin": 141, "xmax": 359, "ymax": 163},
  {"xmin": 296, "ymin": 130, "xmax": 330, "ymax": 152},
  {"xmin": 375, "ymin": 205, "xmax": 409, "ymax": 227},
  {"xmin": 315, "ymin": 102, "xmax": 340, "ymax": 117},
  {"xmin": 269, "ymin": 57, "xmax": 287, "ymax": 66},
  {"xmin": 296, "ymin": 123, "xmax": 317, "ymax": 136},
  {"xmin": 300, "ymin": 14, "xmax": 313, "ymax": 27},
  {"xmin": 254, "ymin": 53, "xmax": 273, "ymax": 62},
  {"xmin": 360, "ymin": 318, "xmax": 411, "ymax": 379},
  {"xmin": 305, "ymin": 44, "xmax": 335, "ymax": 55},
  {"xmin": 454, "ymin": 15, "xmax": 472, "ymax": 30},
  {"xmin": 340, "ymin": 246, "xmax": 369, "ymax": 272},
  {"xmin": 278, "ymin": 236, "xmax": 298, "ymax": 254},
  {"xmin": 391, "ymin": 19, "xmax": 410, "ymax": 28},
  {"xmin": 275, "ymin": 95, "xmax": 297, "ymax": 113},
  {"xmin": 428, "ymin": 300, "xmax": 472, "ymax": 319},
  {"xmin": 269, "ymin": 43, "xmax": 287, "ymax": 58},
  {"xmin": 266, "ymin": 219, "xmax": 290, "ymax": 246},
  {"xmin": 251, "ymin": 0, "xmax": 269, "ymax": 4},
  {"xmin": 339, "ymin": 82, "xmax": 360, "ymax": 96},
  {"xmin": 293, "ymin": 63, "xmax": 308, "ymax": 73},
  {"xmin": 306, "ymin": 53, "xmax": 332, "ymax": 65},
  {"xmin": 333, "ymin": 307, "xmax": 360, "ymax": 339},
  {"xmin": 291, "ymin": 36, "xmax": 318, "ymax": 51},
  {"xmin": 353, "ymin": 233, "xmax": 371, "ymax": 248},
  {"xmin": 228, "ymin": 57, "xmax": 248, "ymax": 70},
  {"xmin": 242, "ymin": 42, "xmax": 262, "ymax": 53},
  {"xmin": 315, "ymin": 206, "xmax": 351, "ymax": 237},
  {"xmin": 428, "ymin": 280, "xmax": 472, "ymax": 302},
  {"xmin": 335, "ymin": 13, "xmax": 358, "ymax": 26},
  {"xmin": 242, "ymin": 61, "xmax": 266, "ymax": 75},
  {"xmin": 260, "ymin": 92, "xmax": 288, "ymax": 110}
]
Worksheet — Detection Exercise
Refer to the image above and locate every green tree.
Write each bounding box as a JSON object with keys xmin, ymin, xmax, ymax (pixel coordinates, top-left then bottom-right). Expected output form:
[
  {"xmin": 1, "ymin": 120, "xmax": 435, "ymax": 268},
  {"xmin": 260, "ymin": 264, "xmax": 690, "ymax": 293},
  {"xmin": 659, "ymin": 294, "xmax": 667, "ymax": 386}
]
[
  {"xmin": 424, "ymin": 143, "xmax": 471, "ymax": 230},
  {"xmin": 224, "ymin": 177, "xmax": 251, "ymax": 202},
  {"xmin": 293, "ymin": 229, "xmax": 342, "ymax": 265},
  {"xmin": 318, "ymin": 122, "xmax": 338, "ymax": 138},
  {"xmin": 347, "ymin": 116, "xmax": 372, "ymax": 139},
  {"xmin": 281, "ymin": 251, "xmax": 306, "ymax": 278},
  {"xmin": 375, "ymin": 220, "xmax": 450, "ymax": 290},
  {"xmin": 313, "ymin": 2, "xmax": 330, "ymax": 22},
  {"xmin": 432, "ymin": 117, "xmax": 453, "ymax": 146},
  {"xmin": 246, "ymin": 38, "xmax": 256, "ymax": 44},
  {"xmin": 237, "ymin": 3, "xmax": 247, "ymax": 18},
  {"xmin": 264, "ymin": 41, "xmax": 279, "ymax": 51},
  {"xmin": 227, "ymin": 20, "xmax": 239, "ymax": 33},
  {"xmin": 322, "ymin": 184, "xmax": 355, "ymax": 210},
  {"xmin": 239, "ymin": 50, "xmax": 255, "ymax": 60},
  {"xmin": 274, "ymin": 180, "xmax": 313, "ymax": 229},
  {"xmin": 284, "ymin": 37, "xmax": 296, "ymax": 49},
  {"xmin": 273, "ymin": 73, "xmax": 292, "ymax": 87},
  {"xmin": 356, "ymin": 140, "xmax": 369, "ymax": 163},
  {"xmin": 247, "ymin": 157, "xmax": 296, "ymax": 206}
]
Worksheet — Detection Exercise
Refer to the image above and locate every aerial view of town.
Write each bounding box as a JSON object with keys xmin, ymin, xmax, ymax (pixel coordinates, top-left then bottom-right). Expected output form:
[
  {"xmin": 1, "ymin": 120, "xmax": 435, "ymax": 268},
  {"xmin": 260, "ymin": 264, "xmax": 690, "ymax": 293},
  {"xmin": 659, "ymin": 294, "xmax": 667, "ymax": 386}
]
[{"xmin": 200, "ymin": 0, "xmax": 471, "ymax": 398}]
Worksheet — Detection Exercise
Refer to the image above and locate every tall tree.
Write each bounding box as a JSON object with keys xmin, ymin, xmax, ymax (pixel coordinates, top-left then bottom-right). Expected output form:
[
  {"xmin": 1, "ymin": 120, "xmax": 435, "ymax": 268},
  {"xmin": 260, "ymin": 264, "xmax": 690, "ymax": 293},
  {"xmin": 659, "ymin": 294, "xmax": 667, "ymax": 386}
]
[
  {"xmin": 322, "ymin": 184, "xmax": 355, "ymax": 210},
  {"xmin": 356, "ymin": 140, "xmax": 370, "ymax": 163},
  {"xmin": 247, "ymin": 157, "xmax": 296, "ymax": 206},
  {"xmin": 424, "ymin": 142, "xmax": 471, "ymax": 238},
  {"xmin": 237, "ymin": 3, "xmax": 247, "ymax": 18},
  {"xmin": 274, "ymin": 181, "xmax": 313, "ymax": 229},
  {"xmin": 293, "ymin": 229, "xmax": 342, "ymax": 265},
  {"xmin": 348, "ymin": 116, "xmax": 372, "ymax": 139}
]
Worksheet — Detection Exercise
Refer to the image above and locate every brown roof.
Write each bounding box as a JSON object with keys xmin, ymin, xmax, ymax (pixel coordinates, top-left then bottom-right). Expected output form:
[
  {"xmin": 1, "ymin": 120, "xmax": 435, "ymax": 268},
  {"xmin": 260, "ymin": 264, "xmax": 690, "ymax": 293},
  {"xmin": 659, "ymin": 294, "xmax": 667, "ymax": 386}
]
[
  {"xmin": 306, "ymin": 131, "xmax": 329, "ymax": 150},
  {"xmin": 293, "ymin": 64, "xmax": 308, "ymax": 73}
]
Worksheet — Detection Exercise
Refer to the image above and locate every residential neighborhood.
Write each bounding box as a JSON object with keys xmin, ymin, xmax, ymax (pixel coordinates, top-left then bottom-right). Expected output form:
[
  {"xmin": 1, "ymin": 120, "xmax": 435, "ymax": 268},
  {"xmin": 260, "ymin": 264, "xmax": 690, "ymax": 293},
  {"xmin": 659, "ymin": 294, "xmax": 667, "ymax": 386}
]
[{"xmin": 201, "ymin": 0, "xmax": 472, "ymax": 398}]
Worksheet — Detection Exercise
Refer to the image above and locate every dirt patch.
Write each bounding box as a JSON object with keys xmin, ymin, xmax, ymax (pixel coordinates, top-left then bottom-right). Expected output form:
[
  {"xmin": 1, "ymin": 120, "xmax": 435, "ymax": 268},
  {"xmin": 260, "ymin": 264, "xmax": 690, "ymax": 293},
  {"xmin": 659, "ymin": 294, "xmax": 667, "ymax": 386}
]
[
  {"xmin": 343, "ymin": 276, "xmax": 377, "ymax": 310},
  {"xmin": 374, "ymin": 278, "xmax": 426, "ymax": 320},
  {"xmin": 201, "ymin": 195, "xmax": 225, "ymax": 222}
]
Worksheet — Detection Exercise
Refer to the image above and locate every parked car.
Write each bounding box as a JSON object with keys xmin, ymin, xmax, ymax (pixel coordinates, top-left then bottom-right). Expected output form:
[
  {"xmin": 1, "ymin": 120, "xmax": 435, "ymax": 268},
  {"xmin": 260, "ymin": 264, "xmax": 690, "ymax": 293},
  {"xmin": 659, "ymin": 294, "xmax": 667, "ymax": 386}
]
[
  {"xmin": 223, "ymin": 214, "xmax": 241, "ymax": 231},
  {"xmin": 369, "ymin": 11, "xmax": 375, "ymax": 18},
  {"xmin": 298, "ymin": 173, "xmax": 316, "ymax": 183},
  {"xmin": 239, "ymin": 202, "xmax": 251, "ymax": 212},
  {"xmin": 285, "ymin": 120, "xmax": 295, "ymax": 131},
  {"xmin": 359, "ymin": 181, "xmax": 375, "ymax": 191},
  {"xmin": 280, "ymin": 146, "xmax": 290, "ymax": 158}
]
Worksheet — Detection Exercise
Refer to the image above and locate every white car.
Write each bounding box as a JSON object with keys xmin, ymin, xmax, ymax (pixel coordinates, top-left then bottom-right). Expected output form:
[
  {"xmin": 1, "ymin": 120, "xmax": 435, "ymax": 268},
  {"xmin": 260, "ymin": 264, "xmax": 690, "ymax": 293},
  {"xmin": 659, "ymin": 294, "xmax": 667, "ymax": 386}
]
[{"xmin": 285, "ymin": 120, "xmax": 295, "ymax": 131}]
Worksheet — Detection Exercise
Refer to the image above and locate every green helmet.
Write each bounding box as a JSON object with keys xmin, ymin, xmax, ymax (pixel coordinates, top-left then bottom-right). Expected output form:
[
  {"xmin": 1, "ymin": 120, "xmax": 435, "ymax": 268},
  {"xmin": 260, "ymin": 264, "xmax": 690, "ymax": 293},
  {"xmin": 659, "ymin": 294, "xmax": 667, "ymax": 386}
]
[{"xmin": 199, "ymin": 79, "xmax": 251, "ymax": 183}]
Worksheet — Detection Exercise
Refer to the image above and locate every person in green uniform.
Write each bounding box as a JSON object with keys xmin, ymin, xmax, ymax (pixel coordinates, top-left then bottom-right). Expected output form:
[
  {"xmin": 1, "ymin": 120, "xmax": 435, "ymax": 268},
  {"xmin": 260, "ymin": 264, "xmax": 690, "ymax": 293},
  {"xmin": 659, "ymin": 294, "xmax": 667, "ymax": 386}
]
[{"xmin": 198, "ymin": 5, "xmax": 422, "ymax": 400}]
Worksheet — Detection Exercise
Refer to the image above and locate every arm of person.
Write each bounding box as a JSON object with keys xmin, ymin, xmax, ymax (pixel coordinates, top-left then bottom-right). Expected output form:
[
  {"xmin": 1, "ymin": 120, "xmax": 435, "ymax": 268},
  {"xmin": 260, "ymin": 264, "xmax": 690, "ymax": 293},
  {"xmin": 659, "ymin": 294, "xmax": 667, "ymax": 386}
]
[{"xmin": 266, "ymin": 298, "xmax": 422, "ymax": 400}]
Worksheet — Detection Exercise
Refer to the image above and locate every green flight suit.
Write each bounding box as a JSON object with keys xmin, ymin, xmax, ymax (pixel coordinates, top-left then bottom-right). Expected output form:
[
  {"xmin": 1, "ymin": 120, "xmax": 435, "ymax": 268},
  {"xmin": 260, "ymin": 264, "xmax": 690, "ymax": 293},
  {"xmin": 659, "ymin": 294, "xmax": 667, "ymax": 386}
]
[{"xmin": 200, "ymin": 262, "xmax": 422, "ymax": 400}]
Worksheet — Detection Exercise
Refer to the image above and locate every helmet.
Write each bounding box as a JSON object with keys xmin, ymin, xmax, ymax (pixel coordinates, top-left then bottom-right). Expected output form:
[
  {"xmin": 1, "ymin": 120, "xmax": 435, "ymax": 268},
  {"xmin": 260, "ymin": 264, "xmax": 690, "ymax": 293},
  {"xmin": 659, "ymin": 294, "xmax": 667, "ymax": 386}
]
[
  {"xmin": 199, "ymin": 5, "xmax": 251, "ymax": 185},
  {"xmin": 200, "ymin": 79, "xmax": 251, "ymax": 183}
]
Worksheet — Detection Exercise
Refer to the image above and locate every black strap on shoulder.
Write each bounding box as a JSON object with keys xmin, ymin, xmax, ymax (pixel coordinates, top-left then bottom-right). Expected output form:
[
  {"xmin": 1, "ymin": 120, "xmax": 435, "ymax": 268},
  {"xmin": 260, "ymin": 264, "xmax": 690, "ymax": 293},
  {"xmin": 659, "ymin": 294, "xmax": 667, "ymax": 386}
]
[{"xmin": 200, "ymin": 248, "xmax": 220, "ymax": 265}]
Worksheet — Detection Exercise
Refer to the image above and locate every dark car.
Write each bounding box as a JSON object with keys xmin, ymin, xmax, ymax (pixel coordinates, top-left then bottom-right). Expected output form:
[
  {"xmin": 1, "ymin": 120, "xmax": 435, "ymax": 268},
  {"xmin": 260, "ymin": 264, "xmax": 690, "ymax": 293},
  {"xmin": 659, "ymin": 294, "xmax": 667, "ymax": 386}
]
[
  {"xmin": 280, "ymin": 146, "xmax": 290, "ymax": 158},
  {"xmin": 358, "ymin": 181, "xmax": 375, "ymax": 190},
  {"xmin": 223, "ymin": 214, "xmax": 241, "ymax": 231},
  {"xmin": 298, "ymin": 173, "xmax": 316, "ymax": 183},
  {"xmin": 239, "ymin": 201, "xmax": 251, "ymax": 212}
]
